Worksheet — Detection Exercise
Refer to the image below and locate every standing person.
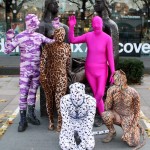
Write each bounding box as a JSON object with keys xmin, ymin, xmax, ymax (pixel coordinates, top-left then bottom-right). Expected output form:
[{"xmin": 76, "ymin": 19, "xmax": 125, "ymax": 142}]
[
  {"xmin": 68, "ymin": 15, "xmax": 115, "ymax": 116},
  {"xmin": 40, "ymin": 27, "xmax": 71, "ymax": 132},
  {"xmin": 37, "ymin": 0, "xmax": 69, "ymax": 116},
  {"xmin": 4, "ymin": 14, "xmax": 55, "ymax": 132}
]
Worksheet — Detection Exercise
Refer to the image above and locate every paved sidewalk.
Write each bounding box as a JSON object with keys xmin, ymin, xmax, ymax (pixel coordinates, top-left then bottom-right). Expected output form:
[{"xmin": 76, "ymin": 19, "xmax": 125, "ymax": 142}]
[{"xmin": 0, "ymin": 75, "xmax": 150, "ymax": 150}]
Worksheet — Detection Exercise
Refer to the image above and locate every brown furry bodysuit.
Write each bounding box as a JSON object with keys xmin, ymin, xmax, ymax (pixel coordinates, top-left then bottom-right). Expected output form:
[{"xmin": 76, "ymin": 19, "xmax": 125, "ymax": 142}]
[{"xmin": 102, "ymin": 70, "xmax": 145, "ymax": 149}]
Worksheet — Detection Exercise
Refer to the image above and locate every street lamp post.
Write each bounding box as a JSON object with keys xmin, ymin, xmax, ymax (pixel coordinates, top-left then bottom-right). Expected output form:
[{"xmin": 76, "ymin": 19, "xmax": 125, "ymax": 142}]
[
  {"xmin": 23, "ymin": 5, "xmax": 28, "ymax": 29},
  {"xmin": 140, "ymin": 12, "xmax": 146, "ymax": 42},
  {"xmin": 5, "ymin": 0, "xmax": 12, "ymax": 30}
]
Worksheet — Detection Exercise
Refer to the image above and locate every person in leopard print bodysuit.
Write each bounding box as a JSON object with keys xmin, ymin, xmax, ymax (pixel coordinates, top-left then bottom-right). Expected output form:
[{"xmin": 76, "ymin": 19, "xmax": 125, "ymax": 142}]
[
  {"xmin": 59, "ymin": 82, "xmax": 96, "ymax": 150},
  {"xmin": 102, "ymin": 70, "xmax": 145, "ymax": 149},
  {"xmin": 40, "ymin": 27, "xmax": 71, "ymax": 132}
]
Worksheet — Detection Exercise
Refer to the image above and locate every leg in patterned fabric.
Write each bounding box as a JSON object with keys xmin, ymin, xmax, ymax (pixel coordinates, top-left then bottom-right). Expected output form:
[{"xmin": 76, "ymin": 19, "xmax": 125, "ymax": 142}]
[
  {"xmin": 18, "ymin": 75, "xmax": 30, "ymax": 132},
  {"xmin": 55, "ymin": 81, "xmax": 67, "ymax": 132},
  {"xmin": 59, "ymin": 129, "xmax": 77, "ymax": 150},
  {"xmin": 27, "ymin": 76, "xmax": 40, "ymax": 125},
  {"xmin": 45, "ymin": 88, "xmax": 55, "ymax": 130},
  {"xmin": 101, "ymin": 111, "xmax": 117, "ymax": 143}
]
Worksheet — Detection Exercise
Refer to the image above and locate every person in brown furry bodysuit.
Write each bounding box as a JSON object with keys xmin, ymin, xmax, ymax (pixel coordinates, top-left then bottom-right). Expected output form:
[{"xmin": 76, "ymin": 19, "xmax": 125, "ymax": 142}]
[{"xmin": 102, "ymin": 70, "xmax": 145, "ymax": 149}]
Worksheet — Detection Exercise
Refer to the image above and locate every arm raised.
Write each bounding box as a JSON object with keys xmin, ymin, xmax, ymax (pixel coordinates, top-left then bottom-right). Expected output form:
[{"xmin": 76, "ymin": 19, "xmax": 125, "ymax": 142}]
[
  {"xmin": 4, "ymin": 29, "xmax": 19, "ymax": 54},
  {"xmin": 68, "ymin": 15, "xmax": 86, "ymax": 44}
]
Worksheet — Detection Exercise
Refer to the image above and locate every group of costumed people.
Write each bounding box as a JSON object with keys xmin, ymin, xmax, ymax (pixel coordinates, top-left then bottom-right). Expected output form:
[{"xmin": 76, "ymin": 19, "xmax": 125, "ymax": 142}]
[{"xmin": 4, "ymin": 0, "xmax": 146, "ymax": 150}]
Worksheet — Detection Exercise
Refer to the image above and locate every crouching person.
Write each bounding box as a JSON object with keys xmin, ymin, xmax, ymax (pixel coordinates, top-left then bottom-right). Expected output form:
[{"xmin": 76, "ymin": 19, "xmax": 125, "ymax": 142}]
[
  {"xmin": 102, "ymin": 70, "xmax": 145, "ymax": 149},
  {"xmin": 59, "ymin": 82, "xmax": 96, "ymax": 150}
]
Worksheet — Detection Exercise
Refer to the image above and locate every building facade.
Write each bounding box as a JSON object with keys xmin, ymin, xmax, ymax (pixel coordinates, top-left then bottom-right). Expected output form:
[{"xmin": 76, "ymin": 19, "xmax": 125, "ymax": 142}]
[{"xmin": 0, "ymin": 0, "xmax": 150, "ymax": 57}]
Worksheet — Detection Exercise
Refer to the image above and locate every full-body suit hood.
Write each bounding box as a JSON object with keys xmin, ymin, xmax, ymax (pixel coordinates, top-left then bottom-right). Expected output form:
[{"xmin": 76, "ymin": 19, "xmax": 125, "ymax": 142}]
[
  {"xmin": 69, "ymin": 82, "xmax": 85, "ymax": 107},
  {"xmin": 25, "ymin": 14, "xmax": 40, "ymax": 33},
  {"xmin": 53, "ymin": 27, "xmax": 65, "ymax": 43},
  {"xmin": 113, "ymin": 70, "xmax": 127, "ymax": 89},
  {"xmin": 92, "ymin": 16, "xmax": 103, "ymax": 34}
]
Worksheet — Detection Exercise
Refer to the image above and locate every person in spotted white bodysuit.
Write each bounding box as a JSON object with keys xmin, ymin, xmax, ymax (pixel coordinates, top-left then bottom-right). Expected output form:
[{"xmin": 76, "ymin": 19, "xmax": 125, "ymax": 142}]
[
  {"xmin": 59, "ymin": 82, "xmax": 96, "ymax": 150},
  {"xmin": 4, "ymin": 14, "xmax": 55, "ymax": 132}
]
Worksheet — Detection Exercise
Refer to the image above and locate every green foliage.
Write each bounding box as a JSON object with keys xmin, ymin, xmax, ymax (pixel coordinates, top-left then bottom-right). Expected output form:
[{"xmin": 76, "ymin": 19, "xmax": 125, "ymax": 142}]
[{"xmin": 117, "ymin": 58, "xmax": 144, "ymax": 84}]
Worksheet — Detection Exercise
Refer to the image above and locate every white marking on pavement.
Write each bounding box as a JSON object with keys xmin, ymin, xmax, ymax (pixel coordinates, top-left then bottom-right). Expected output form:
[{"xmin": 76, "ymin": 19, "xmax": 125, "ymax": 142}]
[
  {"xmin": 0, "ymin": 107, "xmax": 19, "ymax": 136},
  {"xmin": 140, "ymin": 111, "xmax": 150, "ymax": 128},
  {"xmin": 93, "ymin": 130, "xmax": 109, "ymax": 135},
  {"xmin": 8, "ymin": 107, "xmax": 19, "ymax": 122}
]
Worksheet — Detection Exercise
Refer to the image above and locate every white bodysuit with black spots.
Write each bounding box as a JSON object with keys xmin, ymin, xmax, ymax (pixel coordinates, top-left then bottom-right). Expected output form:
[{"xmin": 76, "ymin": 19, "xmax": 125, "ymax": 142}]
[{"xmin": 59, "ymin": 82, "xmax": 96, "ymax": 150}]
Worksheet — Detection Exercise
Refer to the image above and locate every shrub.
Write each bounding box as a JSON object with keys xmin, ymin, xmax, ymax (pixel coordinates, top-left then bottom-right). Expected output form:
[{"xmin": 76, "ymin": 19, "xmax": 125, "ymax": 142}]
[{"xmin": 117, "ymin": 58, "xmax": 144, "ymax": 84}]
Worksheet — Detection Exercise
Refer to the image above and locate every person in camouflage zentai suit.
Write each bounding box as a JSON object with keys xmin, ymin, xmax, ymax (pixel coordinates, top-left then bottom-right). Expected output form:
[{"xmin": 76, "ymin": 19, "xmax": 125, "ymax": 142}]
[{"xmin": 4, "ymin": 14, "xmax": 55, "ymax": 132}]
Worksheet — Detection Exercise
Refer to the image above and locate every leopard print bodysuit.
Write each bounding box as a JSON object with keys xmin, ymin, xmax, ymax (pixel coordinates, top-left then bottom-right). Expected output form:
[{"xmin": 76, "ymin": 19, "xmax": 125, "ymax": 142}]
[
  {"xmin": 102, "ymin": 70, "xmax": 145, "ymax": 149},
  {"xmin": 40, "ymin": 27, "xmax": 71, "ymax": 131}
]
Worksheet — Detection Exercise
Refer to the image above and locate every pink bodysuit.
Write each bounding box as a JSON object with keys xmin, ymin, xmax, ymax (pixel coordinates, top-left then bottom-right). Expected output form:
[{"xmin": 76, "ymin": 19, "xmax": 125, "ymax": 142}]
[{"xmin": 68, "ymin": 16, "xmax": 115, "ymax": 115}]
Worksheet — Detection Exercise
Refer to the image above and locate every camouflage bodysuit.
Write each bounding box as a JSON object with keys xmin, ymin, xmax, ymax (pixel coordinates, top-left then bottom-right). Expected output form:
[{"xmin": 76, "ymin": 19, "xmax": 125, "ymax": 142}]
[
  {"xmin": 102, "ymin": 70, "xmax": 143, "ymax": 148},
  {"xmin": 40, "ymin": 27, "xmax": 71, "ymax": 132},
  {"xmin": 4, "ymin": 14, "xmax": 54, "ymax": 132}
]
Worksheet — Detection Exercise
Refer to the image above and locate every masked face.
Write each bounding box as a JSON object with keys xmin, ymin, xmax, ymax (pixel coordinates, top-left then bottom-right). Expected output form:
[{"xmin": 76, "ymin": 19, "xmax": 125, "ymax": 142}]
[
  {"xmin": 92, "ymin": 16, "xmax": 103, "ymax": 33},
  {"xmin": 69, "ymin": 82, "xmax": 85, "ymax": 107},
  {"xmin": 113, "ymin": 70, "xmax": 127, "ymax": 87},
  {"xmin": 25, "ymin": 14, "xmax": 40, "ymax": 31}
]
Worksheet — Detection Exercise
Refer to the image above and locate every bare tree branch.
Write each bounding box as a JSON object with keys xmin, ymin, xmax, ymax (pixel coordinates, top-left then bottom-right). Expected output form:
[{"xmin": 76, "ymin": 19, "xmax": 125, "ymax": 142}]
[
  {"xmin": 89, "ymin": 0, "xmax": 94, "ymax": 5},
  {"xmin": 67, "ymin": 0, "xmax": 80, "ymax": 9},
  {"xmin": 67, "ymin": 0, "xmax": 78, "ymax": 5}
]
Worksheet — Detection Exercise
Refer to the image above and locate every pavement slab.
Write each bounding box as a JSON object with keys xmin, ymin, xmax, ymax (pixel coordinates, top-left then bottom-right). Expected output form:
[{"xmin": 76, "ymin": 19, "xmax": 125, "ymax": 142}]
[{"xmin": 0, "ymin": 75, "xmax": 150, "ymax": 150}]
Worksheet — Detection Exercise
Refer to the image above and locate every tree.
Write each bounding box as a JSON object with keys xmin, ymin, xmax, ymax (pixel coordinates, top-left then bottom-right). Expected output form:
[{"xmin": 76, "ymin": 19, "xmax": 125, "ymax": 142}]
[
  {"xmin": 133, "ymin": 0, "xmax": 150, "ymax": 18},
  {"xmin": 0, "ymin": 0, "xmax": 5, "ymax": 8},
  {"xmin": 3, "ymin": 0, "xmax": 35, "ymax": 29},
  {"xmin": 67, "ymin": 0, "xmax": 94, "ymax": 20},
  {"xmin": 4, "ymin": 0, "xmax": 34, "ymax": 21}
]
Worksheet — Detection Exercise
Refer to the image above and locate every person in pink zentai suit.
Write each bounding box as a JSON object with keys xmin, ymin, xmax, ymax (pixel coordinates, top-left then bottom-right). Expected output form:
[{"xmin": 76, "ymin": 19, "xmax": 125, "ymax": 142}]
[{"xmin": 68, "ymin": 15, "xmax": 115, "ymax": 116}]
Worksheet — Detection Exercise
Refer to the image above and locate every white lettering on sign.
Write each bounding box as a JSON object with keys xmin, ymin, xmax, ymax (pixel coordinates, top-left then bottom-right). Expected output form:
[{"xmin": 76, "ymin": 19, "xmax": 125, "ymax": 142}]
[
  {"xmin": 0, "ymin": 38, "xmax": 150, "ymax": 55},
  {"xmin": 70, "ymin": 44, "xmax": 88, "ymax": 53},
  {"xmin": 121, "ymin": 15, "xmax": 140, "ymax": 19},
  {"xmin": 0, "ymin": 38, "xmax": 5, "ymax": 53},
  {"xmin": 119, "ymin": 43, "xmax": 150, "ymax": 54},
  {"xmin": 0, "ymin": 38, "xmax": 19, "ymax": 53},
  {"xmin": 73, "ymin": 44, "xmax": 83, "ymax": 52}
]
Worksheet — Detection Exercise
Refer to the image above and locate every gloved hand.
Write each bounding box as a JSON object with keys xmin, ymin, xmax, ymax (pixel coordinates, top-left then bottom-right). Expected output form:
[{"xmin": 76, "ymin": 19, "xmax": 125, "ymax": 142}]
[
  {"xmin": 6, "ymin": 29, "xmax": 15, "ymax": 41},
  {"xmin": 68, "ymin": 15, "xmax": 76, "ymax": 27},
  {"xmin": 109, "ymin": 73, "xmax": 114, "ymax": 85}
]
